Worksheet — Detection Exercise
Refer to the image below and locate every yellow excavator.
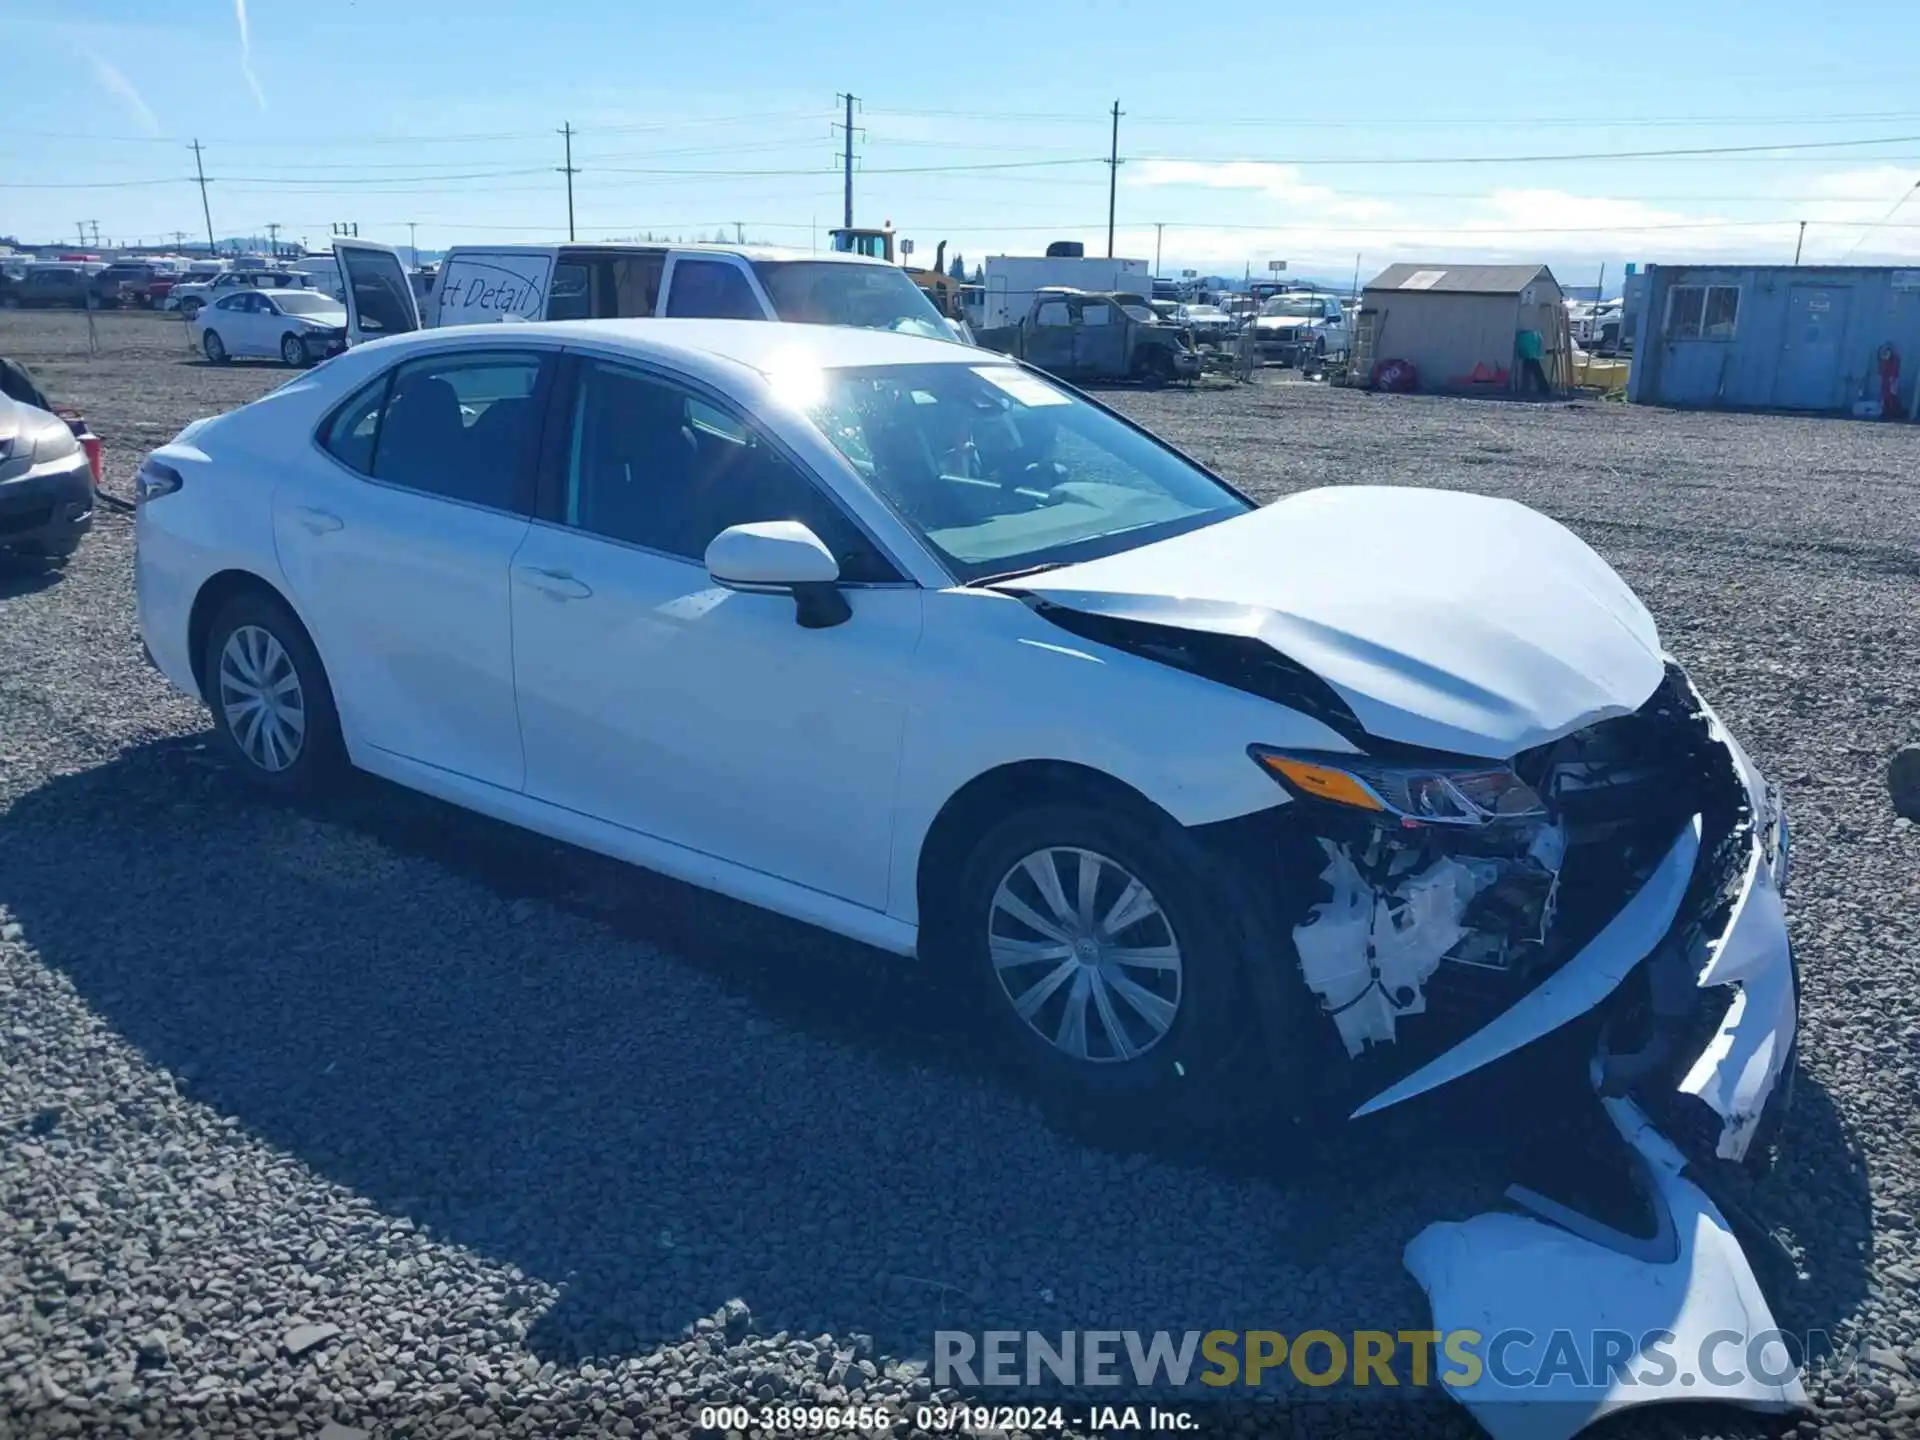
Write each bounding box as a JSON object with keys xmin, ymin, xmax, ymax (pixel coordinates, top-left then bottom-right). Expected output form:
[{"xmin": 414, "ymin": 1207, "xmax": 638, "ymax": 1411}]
[{"xmin": 829, "ymin": 224, "xmax": 965, "ymax": 321}]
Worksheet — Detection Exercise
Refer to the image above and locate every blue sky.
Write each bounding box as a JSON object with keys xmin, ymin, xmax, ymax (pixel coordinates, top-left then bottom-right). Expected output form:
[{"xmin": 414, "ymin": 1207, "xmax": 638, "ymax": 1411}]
[{"xmin": 8, "ymin": 0, "xmax": 1920, "ymax": 285}]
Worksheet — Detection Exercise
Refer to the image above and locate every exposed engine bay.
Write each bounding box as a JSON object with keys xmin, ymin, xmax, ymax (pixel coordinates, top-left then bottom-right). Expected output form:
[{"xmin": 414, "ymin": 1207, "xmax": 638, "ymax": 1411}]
[{"xmin": 1288, "ymin": 668, "xmax": 1734, "ymax": 1067}]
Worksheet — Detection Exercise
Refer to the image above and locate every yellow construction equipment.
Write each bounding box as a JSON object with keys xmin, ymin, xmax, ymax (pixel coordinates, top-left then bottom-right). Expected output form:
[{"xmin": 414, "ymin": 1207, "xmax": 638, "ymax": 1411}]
[{"xmin": 829, "ymin": 224, "xmax": 964, "ymax": 320}]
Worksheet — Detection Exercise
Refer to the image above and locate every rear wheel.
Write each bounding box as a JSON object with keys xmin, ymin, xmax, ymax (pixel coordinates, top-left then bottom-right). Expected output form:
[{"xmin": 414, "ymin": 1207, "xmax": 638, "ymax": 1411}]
[
  {"xmin": 202, "ymin": 329, "xmax": 229, "ymax": 364},
  {"xmin": 200, "ymin": 591, "xmax": 344, "ymax": 796},
  {"xmin": 953, "ymin": 800, "xmax": 1255, "ymax": 1125},
  {"xmin": 181, "ymin": 299, "xmax": 203, "ymax": 320}
]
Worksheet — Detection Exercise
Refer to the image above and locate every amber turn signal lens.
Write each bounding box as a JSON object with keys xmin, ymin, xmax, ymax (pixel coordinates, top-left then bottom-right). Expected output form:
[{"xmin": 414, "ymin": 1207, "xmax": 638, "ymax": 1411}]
[{"xmin": 1256, "ymin": 755, "xmax": 1386, "ymax": 811}]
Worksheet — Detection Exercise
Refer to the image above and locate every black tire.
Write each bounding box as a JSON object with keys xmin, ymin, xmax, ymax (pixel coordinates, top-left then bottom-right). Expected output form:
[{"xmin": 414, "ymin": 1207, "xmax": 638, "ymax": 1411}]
[
  {"xmin": 200, "ymin": 590, "xmax": 344, "ymax": 797},
  {"xmin": 281, "ymin": 333, "xmax": 308, "ymax": 368},
  {"xmin": 202, "ymin": 329, "xmax": 229, "ymax": 364},
  {"xmin": 952, "ymin": 799, "xmax": 1257, "ymax": 1126}
]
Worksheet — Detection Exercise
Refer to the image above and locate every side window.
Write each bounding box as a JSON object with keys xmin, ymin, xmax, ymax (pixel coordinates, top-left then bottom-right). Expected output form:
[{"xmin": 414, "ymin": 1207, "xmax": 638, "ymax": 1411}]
[
  {"xmin": 548, "ymin": 263, "xmax": 591, "ymax": 321},
  {"xmin": 1035, "ymin": 300, "xmax": 1071, "ymax": 327},
  {"xmin": 1081, "ymin": 302, "xmax": 1112, "ymax": 326},
  {"xmin": 607, "ymin": 252, "xmax": 665, "ymax": 317},
  {"xmin": 664, "ymin": 259, "xmax": 765, "ymax": 320},
  {"xmin": 561, "ymin": 360, "xmax": 896, "ymax": 582},
  {"xmin": 363, "ymin": 351, "xmax": 548, "ymax": 510},
  {"xmin": 215, "ymin": 294, "xmax": 247, "ymax": 312},
  {"xmin": 320, "ymin": 373, "xmax": 391, "ymax": 475}
]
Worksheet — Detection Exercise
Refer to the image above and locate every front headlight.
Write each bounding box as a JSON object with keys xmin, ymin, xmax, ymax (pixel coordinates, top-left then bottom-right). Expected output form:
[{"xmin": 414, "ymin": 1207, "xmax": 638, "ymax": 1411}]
[
  {"xmin": 1249, "ymin": 746, "xmax": 1547, "ymax": 826},
  {"xmin": 31, "ymin": 422, "xmax": 80, "ymax": 465}
]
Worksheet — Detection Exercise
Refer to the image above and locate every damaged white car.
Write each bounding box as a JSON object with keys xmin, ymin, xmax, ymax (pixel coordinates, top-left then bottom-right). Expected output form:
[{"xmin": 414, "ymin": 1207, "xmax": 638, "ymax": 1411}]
[{"xmin": 135, "ymin": 320, "xmax": 1798, "ymax": 1439}]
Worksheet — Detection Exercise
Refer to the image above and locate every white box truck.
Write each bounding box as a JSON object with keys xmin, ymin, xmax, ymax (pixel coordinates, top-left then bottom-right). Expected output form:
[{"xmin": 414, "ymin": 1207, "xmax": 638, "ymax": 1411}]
[{"xmin": 981, "ymin": 254, "xmax": 1154, "ymax": 330}]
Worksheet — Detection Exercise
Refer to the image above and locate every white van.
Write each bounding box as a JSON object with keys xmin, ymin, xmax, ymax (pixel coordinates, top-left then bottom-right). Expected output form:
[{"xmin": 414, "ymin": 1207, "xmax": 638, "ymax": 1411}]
[{"xmin": 328, "ymin": 239, "xmax": 963, "ymax": 348}]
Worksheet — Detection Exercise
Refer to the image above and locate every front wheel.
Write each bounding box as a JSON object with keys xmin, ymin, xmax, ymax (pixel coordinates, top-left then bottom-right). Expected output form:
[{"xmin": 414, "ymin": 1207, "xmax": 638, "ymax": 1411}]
[
  {"xmin": 1136, "ymin": 349, "xmax": 1174, "ymax": 389},
  {"xmin": 281, "ymin": 333, "xmax": 309, "ymax": 367},
  {"xmin": 201, "ymin": 591, "xmax": 344, "ymax": 796},
  {"xmin": 954, "ymin": 800, "xmax": 1256, "ymax": 1125}
]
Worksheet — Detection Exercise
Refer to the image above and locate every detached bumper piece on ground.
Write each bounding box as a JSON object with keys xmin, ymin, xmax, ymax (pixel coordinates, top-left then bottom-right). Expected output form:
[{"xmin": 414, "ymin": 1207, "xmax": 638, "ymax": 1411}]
[{"xmin": 1344, "ymin": 671, "xmax": 1800, "ymax": 1440}]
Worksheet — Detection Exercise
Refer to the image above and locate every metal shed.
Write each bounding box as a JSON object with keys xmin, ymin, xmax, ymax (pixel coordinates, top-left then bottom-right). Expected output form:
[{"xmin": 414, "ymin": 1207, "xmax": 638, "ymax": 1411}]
[
  {"xmin": 1351, "ymin": 263, "xmax": 1572, "ymax": 394},
  {"xmin": 1628, "ymin": 264, "xmax": 1920, "ymax": 415}
]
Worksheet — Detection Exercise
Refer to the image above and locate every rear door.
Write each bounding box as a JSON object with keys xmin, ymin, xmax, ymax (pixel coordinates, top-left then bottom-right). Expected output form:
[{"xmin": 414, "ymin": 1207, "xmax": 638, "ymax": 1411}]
[
  {"xmin": 334, "ymin": 239, "xmax": 421, "ymax": 347},
  {"xmin": 273, "ymin": 345, "xmax": 556, "ymax": 789}
]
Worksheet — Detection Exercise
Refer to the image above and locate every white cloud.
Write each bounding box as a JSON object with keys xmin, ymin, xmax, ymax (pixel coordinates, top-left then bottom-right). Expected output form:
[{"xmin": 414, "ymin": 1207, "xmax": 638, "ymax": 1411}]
[
  {"xmin": 235, "ymin": 0, "xmax": 267, "ymax": 112},
  {"xmin": 1125, "ymin": 158, "xmax": 1397, "ymax": 221},
  {"xmin": 81, "ymin": 51, "xmax": 161, "ymax": 137}
]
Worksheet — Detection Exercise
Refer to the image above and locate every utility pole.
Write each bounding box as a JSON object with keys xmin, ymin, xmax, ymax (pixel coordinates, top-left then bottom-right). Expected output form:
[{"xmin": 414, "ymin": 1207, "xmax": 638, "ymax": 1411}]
[
  {"xmin": 408, "ymin": 221, "xmax": 418, "ymax": 265},
  {"xmin": 77, "ymin": 222, "xmax": 87, "ymax": 249},
  {"xmin": 557, "ymin": 122, "xmax": 579, "ymax": 242},
  {"xmin": 1795, "ymin": 220, "xmax": 1807, "ymax": 265},
  {"xmin": 171, "ymin": 230, "xmax": 186, "ymax": 250},
  {"xmin": 266, "ymin": 222, "xmax": 281, "ymax": 257},
  {"xmin": 834, "ymin": 93, "xmax": 861, "ymax": 229},
  {"xmin": 87, "ymin": 221, "xmax": 101, "ymax": 249},
  {"xmin": 1153, "ymin": 222, "xmax": 1163, "ymax": 276},
  {"xmin": 735, "ymin": 221, "xmax": 745, "ymax": 245},
  {"xmin": 190, "ymin": 140, "xmax": 216, "ymax": 254},
  {"xmin": 1106, "ymin": 100, "xmax": 1123, "ymax": 260}
]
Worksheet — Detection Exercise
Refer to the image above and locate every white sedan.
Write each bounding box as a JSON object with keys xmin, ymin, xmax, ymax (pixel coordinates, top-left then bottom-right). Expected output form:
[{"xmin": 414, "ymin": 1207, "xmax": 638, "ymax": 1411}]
[
  {"xmin": 133, "ymin": 317, "xmax": 1801, "ymax": 1436},
  {"xmin": 190, "ymin": 289, "xmax": 349, "ymax": 367}
]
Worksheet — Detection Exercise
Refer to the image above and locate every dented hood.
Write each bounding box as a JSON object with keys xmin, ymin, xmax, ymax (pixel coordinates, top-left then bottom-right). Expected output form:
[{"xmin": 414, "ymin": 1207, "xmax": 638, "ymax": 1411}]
[{"xmin": 1018, "ymin": 486, "xmax": 1666, "ymax": 758}]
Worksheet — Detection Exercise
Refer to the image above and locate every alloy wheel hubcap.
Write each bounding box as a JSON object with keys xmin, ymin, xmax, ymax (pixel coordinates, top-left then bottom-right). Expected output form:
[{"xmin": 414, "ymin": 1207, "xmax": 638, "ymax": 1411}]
[
  {"xmin": 217, "ymin": 625, "xmax": 305, "ymax": 772},
  {"xmin": 988, "ymin": 847, "xmax": 1183, "ymax": 1063}
]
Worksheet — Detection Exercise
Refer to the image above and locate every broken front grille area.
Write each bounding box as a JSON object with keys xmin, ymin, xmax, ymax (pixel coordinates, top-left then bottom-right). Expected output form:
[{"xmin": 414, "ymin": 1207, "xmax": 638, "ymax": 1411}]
[{"xmin": 1286, "ymin": 665, "xmax": 1753, "ymax": 1074}]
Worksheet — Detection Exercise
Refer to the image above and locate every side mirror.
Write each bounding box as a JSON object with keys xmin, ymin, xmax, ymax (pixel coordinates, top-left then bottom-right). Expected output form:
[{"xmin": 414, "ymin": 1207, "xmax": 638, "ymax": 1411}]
[{"xmin": 705, "ymin": 521, "xmax": 851, "ymax": 629}]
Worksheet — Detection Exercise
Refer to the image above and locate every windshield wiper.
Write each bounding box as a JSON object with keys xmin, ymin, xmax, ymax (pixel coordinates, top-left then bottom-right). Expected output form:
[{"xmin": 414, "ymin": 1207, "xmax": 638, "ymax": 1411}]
[{"xmin": 965, "ymin": 561, "xmax": 1072, "ymax": 589}]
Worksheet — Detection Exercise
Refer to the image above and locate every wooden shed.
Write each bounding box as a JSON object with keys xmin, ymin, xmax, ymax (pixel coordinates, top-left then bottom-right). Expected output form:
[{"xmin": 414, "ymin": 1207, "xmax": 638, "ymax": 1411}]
[{"xmin": 1350, "ymin": 263, "xmax": 1573, "ymax": 394}]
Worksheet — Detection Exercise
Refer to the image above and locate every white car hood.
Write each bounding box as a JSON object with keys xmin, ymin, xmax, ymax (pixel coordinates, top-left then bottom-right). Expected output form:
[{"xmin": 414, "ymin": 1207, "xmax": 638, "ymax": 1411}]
[{"xmin": 1016, "ymin": 485, "xmax": 1666, "ymax": 758}]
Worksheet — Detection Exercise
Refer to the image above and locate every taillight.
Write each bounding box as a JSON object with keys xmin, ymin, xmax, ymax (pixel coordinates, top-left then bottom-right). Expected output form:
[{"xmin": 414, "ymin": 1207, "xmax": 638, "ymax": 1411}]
[
  {"xmin": 134, "ymin": 457, "xmax": 182, "ymax": 504},
  {"xmin": 80, "ymin": 434, "xmax": 103, "ymax": 488}
]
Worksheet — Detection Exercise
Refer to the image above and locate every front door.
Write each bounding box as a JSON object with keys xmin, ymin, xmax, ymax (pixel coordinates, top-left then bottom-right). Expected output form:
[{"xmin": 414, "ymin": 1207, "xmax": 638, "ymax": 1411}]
[
  {"xmin": 1773, "ymin": 285, "xmax": 1851, "ymax": 410},
  {"xmin": 1072, "ymin": 298, "xmax": 1129, "ymax": 375},
  {"xmin": 272, "ymin": 346, "xmax": 554, "ymax": 789},
  {"xmin": 509, "ymin": 354, "xmax": 922, "ymax": 908},
  {"xmin": 1025, "ymin": 295, "xmax": 1077, "ymax": 375}
]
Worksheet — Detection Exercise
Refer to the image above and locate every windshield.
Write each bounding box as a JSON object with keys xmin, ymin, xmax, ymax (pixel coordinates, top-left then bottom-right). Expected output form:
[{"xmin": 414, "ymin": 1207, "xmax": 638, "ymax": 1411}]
[
  {"xmin": 1183, "ymin": 305, "xmax": 1223, "ymax": 318},
  {"xmin": 273, "ymin": 291, "xmax": 342, "ymax": 316},
  {"xmin": 806, "ymin": 362, "xmax": 1250, "ymax": 582},
  {"xmin": 1260, "ymin": 295, "xmax": 1326, "ymax": 318},
  {"xmin": 752, "ymin": 261, "xmax": 950, "ymax": 340}
]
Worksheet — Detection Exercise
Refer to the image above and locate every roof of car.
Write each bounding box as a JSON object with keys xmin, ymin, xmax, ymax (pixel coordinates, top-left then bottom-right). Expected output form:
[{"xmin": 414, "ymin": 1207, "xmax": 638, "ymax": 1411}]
[
  {"xmin": 440, "ymin": 241, "xmax": 890, "ymax": 267},
  {"xmin": 366, "ymin": 318, "xmax": 987, "ymax": 374}
]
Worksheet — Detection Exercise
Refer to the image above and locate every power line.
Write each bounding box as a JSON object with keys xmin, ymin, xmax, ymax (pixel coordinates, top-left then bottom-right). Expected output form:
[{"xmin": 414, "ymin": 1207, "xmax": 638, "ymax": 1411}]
[{"xmin": 1837, "ymin": 179, "xmax": 1920, "ymax": 259}]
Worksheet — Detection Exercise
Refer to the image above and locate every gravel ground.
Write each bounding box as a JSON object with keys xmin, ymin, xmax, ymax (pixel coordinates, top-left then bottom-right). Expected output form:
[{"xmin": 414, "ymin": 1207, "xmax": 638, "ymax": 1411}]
[{"xmin": 3, "ymin": 308, "xmax": 1919, "ymax": 1439}]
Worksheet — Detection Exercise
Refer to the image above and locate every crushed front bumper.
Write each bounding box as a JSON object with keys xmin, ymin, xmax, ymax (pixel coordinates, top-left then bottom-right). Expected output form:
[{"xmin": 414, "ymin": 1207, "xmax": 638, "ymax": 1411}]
[{"xmin": 1376, "ymin": 673, "xmax": 1803, "ymax": 1439}]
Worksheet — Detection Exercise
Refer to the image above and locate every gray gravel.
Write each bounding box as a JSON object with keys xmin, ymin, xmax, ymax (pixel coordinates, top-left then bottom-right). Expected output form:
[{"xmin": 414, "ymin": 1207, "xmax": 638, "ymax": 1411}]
[{"xmin": 3, "ymin": 309, "xmax": 1918, "ymax": 1438}]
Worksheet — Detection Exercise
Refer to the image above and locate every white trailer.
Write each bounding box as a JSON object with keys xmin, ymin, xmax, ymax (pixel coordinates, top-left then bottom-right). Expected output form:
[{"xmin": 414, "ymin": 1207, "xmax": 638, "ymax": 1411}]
[{"xmin": 981, "ymin": 255, "xmax": 1154, "ymax": 329}]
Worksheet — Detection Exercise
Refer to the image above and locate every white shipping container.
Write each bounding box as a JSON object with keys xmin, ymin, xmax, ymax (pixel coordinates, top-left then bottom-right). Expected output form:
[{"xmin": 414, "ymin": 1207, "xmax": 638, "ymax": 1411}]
[{"xmin": 981, "ymin": 255, "xmax": 1154, "ymax": 329}]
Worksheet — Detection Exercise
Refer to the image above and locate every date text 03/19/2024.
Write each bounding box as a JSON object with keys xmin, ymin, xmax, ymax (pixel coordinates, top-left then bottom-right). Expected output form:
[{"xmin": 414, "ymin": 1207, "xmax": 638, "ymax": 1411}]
[{"xmin": 695, "ymin": 1404, "xmax": 1200, "ymax": 1433}]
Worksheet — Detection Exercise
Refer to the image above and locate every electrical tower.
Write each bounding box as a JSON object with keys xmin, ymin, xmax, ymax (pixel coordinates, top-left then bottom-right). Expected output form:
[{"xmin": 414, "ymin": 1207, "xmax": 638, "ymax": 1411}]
[
  {"xmin": 557, "ymin": 123, "xmax": 579, "ymax": 242},
  {"xmin": 833, "ymin": 94, "xmax": 863, "ymax": 230}
]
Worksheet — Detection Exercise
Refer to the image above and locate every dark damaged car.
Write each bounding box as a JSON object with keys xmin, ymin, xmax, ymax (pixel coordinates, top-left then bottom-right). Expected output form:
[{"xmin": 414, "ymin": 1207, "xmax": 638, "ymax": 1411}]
[{"xmin": 132, "ymin": 331, "xmax": 1799, "ymax": 1438}]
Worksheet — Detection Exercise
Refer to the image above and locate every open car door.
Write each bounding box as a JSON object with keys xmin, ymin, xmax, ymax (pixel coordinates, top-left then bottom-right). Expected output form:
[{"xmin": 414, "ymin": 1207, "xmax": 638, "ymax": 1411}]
[{"xmin": 333, "ymin": 239, "xmax": 421, "ymax": 347}]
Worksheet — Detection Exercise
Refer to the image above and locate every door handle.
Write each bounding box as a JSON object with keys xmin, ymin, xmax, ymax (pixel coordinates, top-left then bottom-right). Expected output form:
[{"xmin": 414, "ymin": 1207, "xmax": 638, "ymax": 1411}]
[
  {"xmin": 513, "ymin": 565, "xmax": 592, "ymax": 600},
  {"xmin": 290, "ymin": 505, "xmax": 343, "ymax": 534}
]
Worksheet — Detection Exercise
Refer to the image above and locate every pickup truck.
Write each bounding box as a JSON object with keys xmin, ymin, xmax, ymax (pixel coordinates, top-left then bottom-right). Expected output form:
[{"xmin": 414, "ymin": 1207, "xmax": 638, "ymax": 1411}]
[{"xmin": 973, "ymin": 288, "xmax": 1201, "ymax": 386}]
